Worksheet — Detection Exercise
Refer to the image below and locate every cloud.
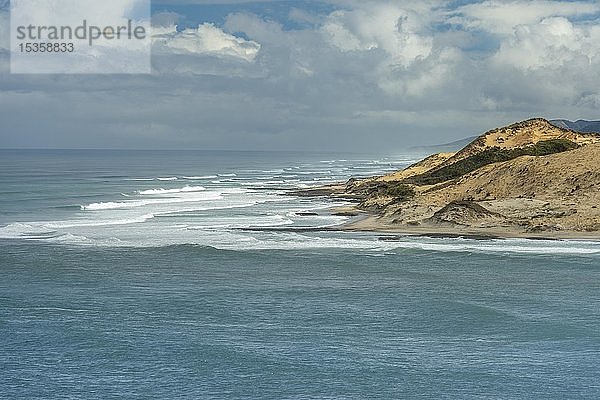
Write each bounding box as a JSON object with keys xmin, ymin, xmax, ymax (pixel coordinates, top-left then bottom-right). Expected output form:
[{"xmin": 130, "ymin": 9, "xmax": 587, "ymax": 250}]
[
  {"xmin": 0, "ymin": 10, "xmax": 8, "ymax": 50},
  {"xmin": 2, "ymin": 0, "xmax": 600, "ymax": 151},
  {"xmin": 152, "ymin": 11, "xmax": 181, "ymax": 27},
  {"xmin": 153, "ymin": 23, "xmax": 261, "ymax": 61},
  {"xmin": 321, "ymin": 3, "xmax": 434, "ymax": 66},
  {"xmin": 479, "ymin": 13, "xmax": 600, "ymax": 112},
  {"xmin": 492, "ymin": 16, "xmax": 600, "ymax": 70},
  {"xmin": 450, "ymin": 0, "xmax": 600, "ymax": 34},
  {"xmin": 154, "ymin": 0, "xmax": 285, "ymax": 3}
]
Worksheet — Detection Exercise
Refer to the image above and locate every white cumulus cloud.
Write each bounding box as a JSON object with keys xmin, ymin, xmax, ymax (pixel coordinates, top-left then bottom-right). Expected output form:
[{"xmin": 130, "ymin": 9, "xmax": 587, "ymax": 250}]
[
  {"xmin": 321, "ymin": 4, "xmax": 433, "ymax": 66},
  {"xmin": 450, "ymin": 0, "xmax": 600, "ymax": 34},
  {"xmin": 153, "ymin": 23, "xmax": 260, "ymax": 62},
  {"xmin": 493, "ymin": 16, "xmax": 600, "ymax": 70}
]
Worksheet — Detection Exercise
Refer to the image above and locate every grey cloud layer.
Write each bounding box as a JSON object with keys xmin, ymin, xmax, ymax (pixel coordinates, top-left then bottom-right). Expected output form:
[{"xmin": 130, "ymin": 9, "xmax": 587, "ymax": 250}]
[{"xmin": 1, "ymin": 0, "xmax": 599, "ymax": 150}]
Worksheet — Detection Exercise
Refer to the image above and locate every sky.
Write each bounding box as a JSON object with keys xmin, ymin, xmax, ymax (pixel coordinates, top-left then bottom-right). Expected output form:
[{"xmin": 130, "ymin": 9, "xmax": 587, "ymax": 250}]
[{"xmin": 1, "ymin": 0, "xmax": 600, "ymax": 152}]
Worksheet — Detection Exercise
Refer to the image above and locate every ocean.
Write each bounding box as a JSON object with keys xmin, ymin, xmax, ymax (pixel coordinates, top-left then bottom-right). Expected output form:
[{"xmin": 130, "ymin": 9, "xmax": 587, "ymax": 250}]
[{"xmin": 1, "ymin": 149, "xmax": 599, "ymax": 399}]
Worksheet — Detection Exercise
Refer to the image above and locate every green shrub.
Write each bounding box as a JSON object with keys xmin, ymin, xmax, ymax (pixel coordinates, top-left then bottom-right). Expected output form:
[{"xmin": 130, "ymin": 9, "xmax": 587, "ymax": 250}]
[
  {"xmin": 407, "ymin": 139, "xmax": 578, "ymax": 186},
  {"xmin": 383, "ymin": 183, "xmax": 415, "ymax": 199}
]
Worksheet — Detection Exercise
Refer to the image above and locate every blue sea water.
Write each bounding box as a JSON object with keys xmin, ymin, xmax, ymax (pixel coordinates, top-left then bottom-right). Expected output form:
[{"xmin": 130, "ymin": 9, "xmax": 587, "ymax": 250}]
[{"xmin": 1, "ymin": 149, "xmax": 599, "ymax": 399}]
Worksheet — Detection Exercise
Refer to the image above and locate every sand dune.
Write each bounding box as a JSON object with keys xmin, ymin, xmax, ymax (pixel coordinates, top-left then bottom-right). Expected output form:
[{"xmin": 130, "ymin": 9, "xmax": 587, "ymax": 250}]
[{"xmin": 300, "ymin": 118, "xmax": 600, "ymax": 238}]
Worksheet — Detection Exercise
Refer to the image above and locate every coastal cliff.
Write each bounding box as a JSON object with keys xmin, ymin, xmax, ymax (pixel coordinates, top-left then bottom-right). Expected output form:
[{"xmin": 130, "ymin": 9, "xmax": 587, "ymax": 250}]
[{"xmin": 297, "ymin": 118, "xmax": 600, "ymax": 238}]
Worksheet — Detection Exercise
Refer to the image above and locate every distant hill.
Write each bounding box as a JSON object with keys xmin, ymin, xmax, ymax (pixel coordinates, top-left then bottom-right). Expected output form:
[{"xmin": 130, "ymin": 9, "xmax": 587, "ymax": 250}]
[{"xmin": 550, "ymin": 119, "xmax": 600, "ymax": 133}]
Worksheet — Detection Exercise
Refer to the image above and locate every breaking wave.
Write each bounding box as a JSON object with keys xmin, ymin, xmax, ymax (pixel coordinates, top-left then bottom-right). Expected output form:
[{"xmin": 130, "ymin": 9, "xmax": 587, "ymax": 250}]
[{"xmin": 137, "ymin": 186, "xmax": 206, "ymax": 195}]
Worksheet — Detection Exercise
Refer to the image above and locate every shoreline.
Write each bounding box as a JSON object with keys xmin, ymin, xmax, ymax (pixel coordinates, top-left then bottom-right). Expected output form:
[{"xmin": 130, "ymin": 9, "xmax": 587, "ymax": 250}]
[
  {"xmin": 339, "ymin": 214, "xmax": 599, "ymax": 241},
  {"xmin": 254, "ymin": 201, "xmax": 600, "ymax": 242}
]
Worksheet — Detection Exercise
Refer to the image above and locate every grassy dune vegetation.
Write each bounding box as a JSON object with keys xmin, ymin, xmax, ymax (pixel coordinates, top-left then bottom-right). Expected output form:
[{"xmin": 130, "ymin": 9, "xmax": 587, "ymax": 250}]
[{"xmin": 405, "ymin": 139, "xmax": 579, "ymax": 186}]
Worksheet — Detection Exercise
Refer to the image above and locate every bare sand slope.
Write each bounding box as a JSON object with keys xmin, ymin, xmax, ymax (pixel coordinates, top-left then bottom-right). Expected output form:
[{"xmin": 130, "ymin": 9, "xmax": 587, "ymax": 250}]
[{"xmin": 411, "ymin": 142, "xmax": 600, "ymax": 232}]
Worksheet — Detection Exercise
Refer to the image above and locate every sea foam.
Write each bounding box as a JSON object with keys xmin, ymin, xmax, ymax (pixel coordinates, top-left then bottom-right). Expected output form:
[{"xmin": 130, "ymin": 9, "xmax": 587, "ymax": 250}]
[
  {"xmin": 137, "ymin": 186, "xmax": 206, "ymax": 195},
  {"xmin": 81, "ymin": 191, "xmax": 223, "ymax": 210}
]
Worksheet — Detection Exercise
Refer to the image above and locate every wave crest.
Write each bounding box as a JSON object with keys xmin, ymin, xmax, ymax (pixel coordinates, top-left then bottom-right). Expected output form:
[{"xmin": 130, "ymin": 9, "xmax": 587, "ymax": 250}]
[{"xmin": 137, "ymin": 186, "xmax": 206, "ymax": 195}]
